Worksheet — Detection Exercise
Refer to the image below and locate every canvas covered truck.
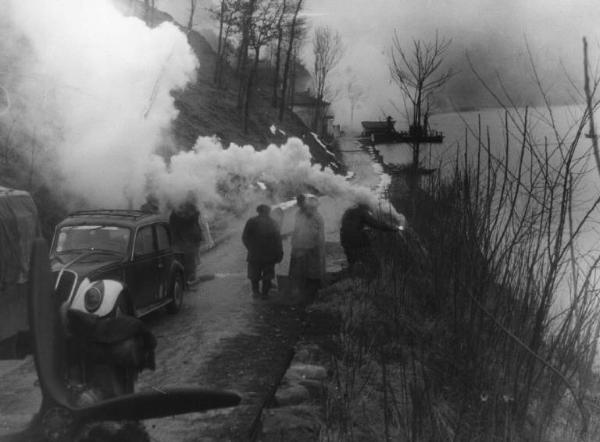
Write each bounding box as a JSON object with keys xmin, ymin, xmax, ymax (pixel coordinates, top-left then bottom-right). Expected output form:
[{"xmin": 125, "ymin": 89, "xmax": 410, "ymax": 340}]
[{"xmin": 0, "ymin": 186, "xmax": 40, "ymax": 358}]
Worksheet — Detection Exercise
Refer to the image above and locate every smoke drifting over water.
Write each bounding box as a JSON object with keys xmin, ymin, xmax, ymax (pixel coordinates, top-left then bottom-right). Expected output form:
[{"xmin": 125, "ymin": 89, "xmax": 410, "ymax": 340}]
[{"xmin": 5, "ymin": 0, "xmax": 395, "ymax": 223}]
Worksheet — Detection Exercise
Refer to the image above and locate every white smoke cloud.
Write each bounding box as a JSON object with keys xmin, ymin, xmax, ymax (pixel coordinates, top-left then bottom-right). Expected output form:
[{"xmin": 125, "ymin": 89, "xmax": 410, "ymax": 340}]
[
  {"xmin": 148, "ymin": 136, "xmax": 399, "ymax": 221},
  {"xmin": 8, "ymin": 0, "xmax": 197, "ymax": 207},
  {"xmin": 5, "ymin": 0, "xmax": 400, "ymax": 229}
]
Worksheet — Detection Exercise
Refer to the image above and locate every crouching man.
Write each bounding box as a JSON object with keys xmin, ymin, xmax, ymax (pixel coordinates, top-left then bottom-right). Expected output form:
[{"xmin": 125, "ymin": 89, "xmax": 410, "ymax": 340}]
[
  {"xmin": 242, "ymin": 204, "xmax": 283, "ymax": 298},
  {"xmin": 340, "ymin": 202, "xmax": 402, "ymax": 279}
]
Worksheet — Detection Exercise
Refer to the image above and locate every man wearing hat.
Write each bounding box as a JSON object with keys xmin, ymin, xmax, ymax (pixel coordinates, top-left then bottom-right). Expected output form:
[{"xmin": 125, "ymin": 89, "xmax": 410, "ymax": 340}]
[{"xmin": 242, "ymin": 204, "xmax": 284, "ymax": 297}]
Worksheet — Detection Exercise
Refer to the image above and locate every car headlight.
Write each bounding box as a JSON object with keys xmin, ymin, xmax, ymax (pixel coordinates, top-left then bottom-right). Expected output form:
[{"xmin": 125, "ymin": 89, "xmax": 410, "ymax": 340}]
[{"xmin": 84, "ymin": 282, "xmax": 104, "ymax": 313}]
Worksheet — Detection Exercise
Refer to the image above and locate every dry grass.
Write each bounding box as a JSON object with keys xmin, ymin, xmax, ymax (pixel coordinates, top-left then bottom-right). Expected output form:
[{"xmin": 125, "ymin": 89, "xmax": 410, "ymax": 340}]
[{"xmin": 318, "ymin": 98, "xmax": 600, "ymax": 440}]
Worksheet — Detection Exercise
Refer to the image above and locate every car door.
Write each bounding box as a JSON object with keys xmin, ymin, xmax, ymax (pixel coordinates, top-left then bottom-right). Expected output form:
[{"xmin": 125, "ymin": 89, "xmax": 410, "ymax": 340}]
[
  {"xmin": 129, "ymin": 224, "xmax": 160, "ymax": 311},
  {"xmin": 154, "ymin": 223, "xmax": 171, "ymax": 301}
]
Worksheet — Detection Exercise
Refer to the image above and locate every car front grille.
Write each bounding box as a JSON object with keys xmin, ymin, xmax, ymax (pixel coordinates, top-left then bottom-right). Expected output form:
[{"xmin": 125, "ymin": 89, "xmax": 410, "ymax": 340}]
[{"xmin": 55, "ymin": 270, "xmax": 77, "ymax": 303}]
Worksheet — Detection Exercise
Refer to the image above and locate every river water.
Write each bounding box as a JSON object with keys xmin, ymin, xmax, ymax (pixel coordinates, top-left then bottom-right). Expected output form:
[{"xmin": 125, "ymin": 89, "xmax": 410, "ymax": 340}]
[
  {"xmin": 376, "ymin": 105, "xmax": 596, "ymax": 174},
  {"xmin": 376, "ymin": 105, "xmax": 600, "ymax": 226},
  {"xmin": 369, "ymin": 105, "xmax": 600, "ymax": 312}
]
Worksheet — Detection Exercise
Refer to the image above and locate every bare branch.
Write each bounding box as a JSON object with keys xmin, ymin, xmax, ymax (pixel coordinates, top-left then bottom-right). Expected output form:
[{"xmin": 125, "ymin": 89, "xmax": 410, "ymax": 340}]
[
  {"xmin": 310, "ymin": 26, "xmax": 345, "ymax": 135},
  {"xmin": 389, "ymin": 31, "xmax": 452, "ymax": 168}
]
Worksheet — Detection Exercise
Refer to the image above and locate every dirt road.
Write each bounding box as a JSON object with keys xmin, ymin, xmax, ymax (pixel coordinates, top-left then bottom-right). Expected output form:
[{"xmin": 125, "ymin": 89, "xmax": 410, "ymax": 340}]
[
  {"xmin": 139, "ymin": 232, "xmax": 306, "ymax": 441},
  {"xmin": 0, "ymin": 230, "xmax": 305, "ymax": 441}
]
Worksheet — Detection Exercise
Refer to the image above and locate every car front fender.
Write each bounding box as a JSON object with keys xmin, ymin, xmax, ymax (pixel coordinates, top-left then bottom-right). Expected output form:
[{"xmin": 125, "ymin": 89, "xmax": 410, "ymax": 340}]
[
  {"xmin": 171, "ymin": 258, "xmax": 185, "ymax": 277},
  {"xmin": 69, "ymin": 278, "xmax": 125, "ymax": 318}
]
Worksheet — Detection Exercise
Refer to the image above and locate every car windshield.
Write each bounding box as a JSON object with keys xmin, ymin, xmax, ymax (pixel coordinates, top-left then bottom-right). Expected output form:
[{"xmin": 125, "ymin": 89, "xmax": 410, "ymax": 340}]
[{"xmin": 55, "ymin": 225, "xmax": 131, "ymax": 255}]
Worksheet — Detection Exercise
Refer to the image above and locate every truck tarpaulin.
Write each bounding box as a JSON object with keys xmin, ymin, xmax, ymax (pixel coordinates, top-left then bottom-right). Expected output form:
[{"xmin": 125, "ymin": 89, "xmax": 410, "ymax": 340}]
[
  {"xmin": 0, "ymin": 187, "xmax": 40, "ymax": 287},
  {"xmin": 0, "ymin": 186, "xmax": 40, "ymax": 346}
]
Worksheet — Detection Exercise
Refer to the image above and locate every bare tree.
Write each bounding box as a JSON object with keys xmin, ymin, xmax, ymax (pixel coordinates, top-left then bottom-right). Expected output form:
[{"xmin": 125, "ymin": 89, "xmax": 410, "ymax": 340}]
[
  {"xmin": 389, "ymin": 32, "xmax": 452, "ymax": 168},
  {"xmin": 278, "ymin": 0, "xmax": 304, "ymax": 122},
  {"xmin": 270, "ymin": 0, "xmax": 287, "ymax": 107},
  {"xmin": 310, "ymin": 26, "xmax": 344, "ymax": 136},
  {"xmin": 208, "ymin": 0, "xmax": 304, "ymax": 124},
  {"xmin": 211, "ymin": 0, "xmax": 242, "ymax": 87},
  {"xmin": 236, "ymin": 0, "xmax": 258, "ymax": 109},
  {"xmin": 213, "ymin": 0, "xmax": 227, "ymax": 84},
  {"xmin": 242, "ymin": 0, "xmax": 280, "ymax": 132},
  {"xmin": 187, "ymin": 0, "xmax": 197, "ymax": 33},
  {"xmin": 287, "ymin": 37, "xmax": 305, "ymax": 109}
]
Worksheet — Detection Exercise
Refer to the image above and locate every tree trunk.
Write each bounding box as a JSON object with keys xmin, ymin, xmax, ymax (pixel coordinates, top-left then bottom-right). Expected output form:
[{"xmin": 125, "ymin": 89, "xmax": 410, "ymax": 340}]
[
  {"xmin": 187, "ymin": 0, "xmax": 197, "ymax": 34},
  {"xmin": 237, "ymin": 0, "xmax": 256, "ymax": 109},
  {"xmin": 213, "ymin": 0, "xmax": 225, "ymax": 84},
  {"xmin": 279, "ymin": 0, "xmax": 303, "ymax": 122},
  {"xmin": 413, "ymin": 141, "xmax": 420, "ymax": 168},
  {"xmin": 289, "ymin": 45, "xmax": 298, "ymax": 109},
  {"xmin": 271, "ymin": 0, "xmax": 286, "ymax": 107},
  {"xmin": 216, "ymin": 25, "xmax": 233, "ymax": 89},
  {"xmin": 312, "ymin": 98, "xmax": 322, "ymax": 134},
  {"xmin": 312, "ymin": 63, "xmax": 326, "ymax": 133},
  {"xmin": 244, "ymin": 47, "xmax": 261, "ymax": 133},
  {"xmin": 237, "ymin": 56, "xmax": 248, "ymax": 108}
]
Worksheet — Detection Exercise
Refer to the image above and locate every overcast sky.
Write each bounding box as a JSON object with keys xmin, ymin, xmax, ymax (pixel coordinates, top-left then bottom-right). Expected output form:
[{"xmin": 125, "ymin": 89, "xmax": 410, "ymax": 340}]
[{"xmin": 158, "ymin": 0, "xmax": 600, "ymax": 125}]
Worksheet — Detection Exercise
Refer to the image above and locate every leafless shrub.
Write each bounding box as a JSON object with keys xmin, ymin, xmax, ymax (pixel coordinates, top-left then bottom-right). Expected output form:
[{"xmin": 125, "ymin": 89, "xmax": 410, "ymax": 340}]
[{"xmin": 321, "ymin": 42, "xmax": 600, "ymax": 441}]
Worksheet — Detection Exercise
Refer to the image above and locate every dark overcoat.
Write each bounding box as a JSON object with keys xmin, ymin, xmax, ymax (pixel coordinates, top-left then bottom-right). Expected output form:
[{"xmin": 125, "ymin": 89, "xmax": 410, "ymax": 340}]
[{"xmin": 242, "ymin": 214, "xmax": 283, "ymax": 264}]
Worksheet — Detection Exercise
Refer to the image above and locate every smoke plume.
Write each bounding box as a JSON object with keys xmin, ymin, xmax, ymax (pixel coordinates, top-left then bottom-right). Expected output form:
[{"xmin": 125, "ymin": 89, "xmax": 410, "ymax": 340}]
[
  {"xmin": 150, "ymin": 136, "xmax": 395, "ymax": 218},
  {"xmin": 4, "ymin": 0, "xmax": 399, "ymax": 227},
  {"xmin": 7, "ymin": 0, "xmax": 197, "ymax": 207}
]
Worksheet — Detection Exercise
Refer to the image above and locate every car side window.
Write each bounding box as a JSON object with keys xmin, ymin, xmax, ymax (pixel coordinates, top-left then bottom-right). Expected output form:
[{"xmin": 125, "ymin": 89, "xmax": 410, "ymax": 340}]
[
  {"xmin": 155, "ymin": 224, "xmax": 170, "ymax": 251},
  {"xmin": 134, "ymin": 226, "xmax": 155, "ymax": 256}
]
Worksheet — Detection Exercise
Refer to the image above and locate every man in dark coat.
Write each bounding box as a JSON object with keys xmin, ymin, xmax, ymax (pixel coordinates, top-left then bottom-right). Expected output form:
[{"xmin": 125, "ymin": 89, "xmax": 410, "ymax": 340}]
[
  {"xmin": 169, "ymin": 200, "xmax": 204, "ymax": 284},
  {"xmin": 340, "ymin": 202, "xmax": 400, "ymax": 278},
  {"xmin": 242, "ymin": 204, "xmax": 283, "ymax": 298}
]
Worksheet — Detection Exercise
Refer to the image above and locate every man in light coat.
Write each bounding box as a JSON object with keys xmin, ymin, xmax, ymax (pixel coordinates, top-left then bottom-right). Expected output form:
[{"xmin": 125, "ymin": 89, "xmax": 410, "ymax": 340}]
[{"xmin": 289, "ymin": 194, "xmax": 325, "ymax": 301}]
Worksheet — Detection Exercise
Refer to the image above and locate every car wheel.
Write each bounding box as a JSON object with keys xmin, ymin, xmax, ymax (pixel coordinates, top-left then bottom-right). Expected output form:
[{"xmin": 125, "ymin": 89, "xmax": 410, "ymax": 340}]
[{"xmin": 166, "ymin": 273, "xmax": 184, "ymax": 314}]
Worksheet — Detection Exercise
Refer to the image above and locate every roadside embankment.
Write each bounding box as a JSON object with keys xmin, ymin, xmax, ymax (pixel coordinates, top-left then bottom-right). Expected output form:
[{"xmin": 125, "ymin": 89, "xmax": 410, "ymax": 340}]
[{"xmin": 256, "ymin": 137, "xmax": 600, "ymax": 441}]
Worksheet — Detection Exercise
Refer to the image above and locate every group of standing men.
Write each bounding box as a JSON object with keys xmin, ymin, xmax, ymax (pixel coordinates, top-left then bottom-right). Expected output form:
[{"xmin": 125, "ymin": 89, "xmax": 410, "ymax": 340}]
[
  {"xmin": 242, "ymin": 194, "xmax": 402, "ymax": 299},
  {"xmin": 143, "ymin": 191, "xmax": 402, "ymax": 299},
  {"xmin": 242, "ymin": 194, "xmax": 325, "ymax": 299}
]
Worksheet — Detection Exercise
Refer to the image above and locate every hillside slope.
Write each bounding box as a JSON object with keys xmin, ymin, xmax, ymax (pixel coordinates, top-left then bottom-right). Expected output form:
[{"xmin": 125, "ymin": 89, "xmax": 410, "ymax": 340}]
[
  {"xmin": 114, "ymin": 0, "xmax": 339, "ymax": 164},
  {"xmin": 0, "ymin": 1, "xmax": 344, "ymax": 237}
]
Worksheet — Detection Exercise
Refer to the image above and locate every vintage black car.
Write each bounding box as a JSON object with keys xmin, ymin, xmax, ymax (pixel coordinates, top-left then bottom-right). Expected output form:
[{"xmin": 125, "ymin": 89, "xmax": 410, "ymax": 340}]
[{"xmin": 49, "ymin": 210, "xmax": 186, "ymax": 318}]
